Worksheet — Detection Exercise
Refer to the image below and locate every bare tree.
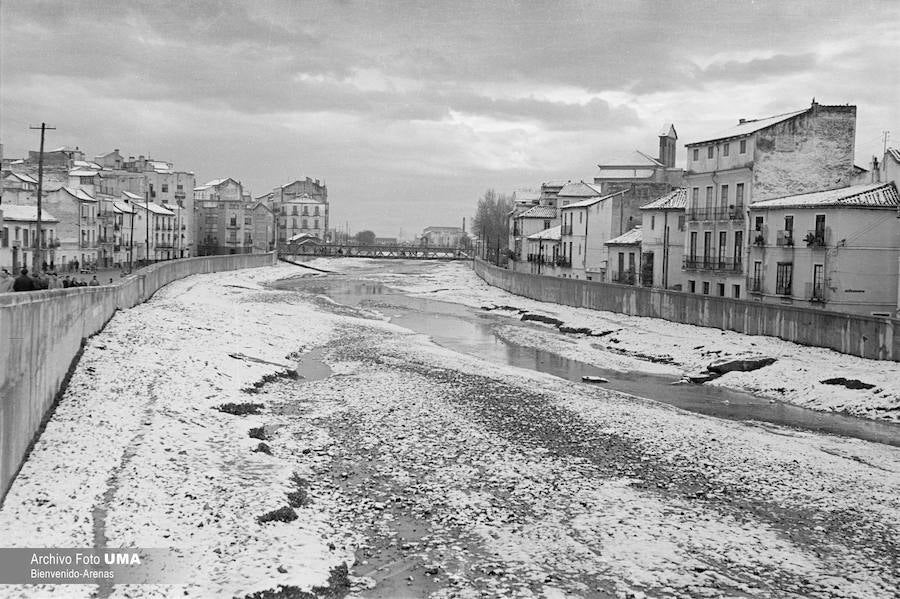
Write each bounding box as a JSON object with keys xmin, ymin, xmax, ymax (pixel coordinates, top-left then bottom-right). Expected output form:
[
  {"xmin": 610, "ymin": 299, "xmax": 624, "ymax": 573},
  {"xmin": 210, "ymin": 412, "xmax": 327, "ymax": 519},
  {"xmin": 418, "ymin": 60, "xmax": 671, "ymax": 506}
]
[{"xmin": 472, "ymin": 189, "xmax": 512, "ymax": 263}]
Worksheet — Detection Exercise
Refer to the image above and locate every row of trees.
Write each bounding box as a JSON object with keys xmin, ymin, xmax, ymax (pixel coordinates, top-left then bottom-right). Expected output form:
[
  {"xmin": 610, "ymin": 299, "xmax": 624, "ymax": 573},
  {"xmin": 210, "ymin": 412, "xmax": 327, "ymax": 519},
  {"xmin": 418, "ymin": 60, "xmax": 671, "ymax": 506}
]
[{"xmin": 472, "ymin": 189, "xmax": 513, "ymax": 264}]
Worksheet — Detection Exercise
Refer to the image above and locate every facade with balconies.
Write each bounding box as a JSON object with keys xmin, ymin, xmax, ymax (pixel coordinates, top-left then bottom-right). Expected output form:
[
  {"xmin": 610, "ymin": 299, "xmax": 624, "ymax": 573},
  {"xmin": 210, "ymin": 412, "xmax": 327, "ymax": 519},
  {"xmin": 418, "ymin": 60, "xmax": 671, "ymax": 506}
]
[
  {"xmin": 558, "ymin": 187, "xmax": 630, "ymax": 281},
  {"xmin": 194, "ymin": 178, "xmax": 253, "ymax": 256},
  {"xmin": 683, "ymin": 100, "xmax": 858, "ymax": 299},
  {"xmin": 0, "ymin": 205, "xmax": 59, "ymax": 272},
  {"xmin": 639, "ymin": 188, "xmax": 687, "ymax": 290},
  {"xmin": 747, "ymin": 182, "xmax": 900, "ymax": 316}
]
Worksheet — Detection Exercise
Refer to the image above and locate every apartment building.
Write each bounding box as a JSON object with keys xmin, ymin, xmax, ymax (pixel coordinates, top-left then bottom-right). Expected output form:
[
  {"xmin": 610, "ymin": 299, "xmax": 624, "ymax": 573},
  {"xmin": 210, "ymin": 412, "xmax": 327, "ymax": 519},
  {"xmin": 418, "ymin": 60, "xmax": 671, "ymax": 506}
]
[
  {"xmin": 511, "ymin": 205, "xmax": 558, "ymax": 261},
  {"xmin": 747, "ymin": 182, "xmax": 899, "ymax": 316},
  {"xmin": 260, "ymin": 178, "xmax": 329, "ymax": 245},
  {"xmin": 0, "ymin": 206, "xmax": 59, "ymax": 272},
  {"xmin": 639, "ymin": 188, "xmax": 687, "ymax": 290},
  {"xmin": 194, "ymin": 178, "xmax": 253, "ymax": 255},
  {"xmin": 605, "ymin": 226, "xmax": 643, "ymax": 285},
  {"xmin": 683, "ymin": 101, "xmax": 857, "ymax": 299},
  {"xmin": 558, "ymin": 188, "xmax": 630, "ymax": 281}
]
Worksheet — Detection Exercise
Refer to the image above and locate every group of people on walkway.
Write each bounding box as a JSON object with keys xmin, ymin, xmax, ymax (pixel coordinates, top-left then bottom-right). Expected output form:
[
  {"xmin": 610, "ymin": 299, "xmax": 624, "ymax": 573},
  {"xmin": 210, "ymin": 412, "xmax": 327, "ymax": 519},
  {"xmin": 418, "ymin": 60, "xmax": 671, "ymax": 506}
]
[{"xmin": 0, "ymin": 268, "xmax": 107, "ymax": 293}]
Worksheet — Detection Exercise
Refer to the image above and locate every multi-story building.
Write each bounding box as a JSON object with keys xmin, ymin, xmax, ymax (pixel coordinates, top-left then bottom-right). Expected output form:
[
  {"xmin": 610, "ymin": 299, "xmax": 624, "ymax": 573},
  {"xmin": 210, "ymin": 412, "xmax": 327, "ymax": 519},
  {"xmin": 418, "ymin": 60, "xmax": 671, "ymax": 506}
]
[
  {"xmin": 558, "ymin": 188, "xmax": 632, "ymax": 281},
  {"xmin": 194, "ymin": 178, "xmax": 252, "ymax": 255},
  {"xmin": 0, "ymin": 206, "xmax": 59, "ymax": 272},
  {"xmin": 524, "ymin": 225, "xmax": 562, "ymax": 276},
  {"xmin": 1, "ymin": 172, "xmax": 37, "ymax": 204},
  {"xmin": 683, "ymin": 101, "xmax": 857, "ymax": 299},
  {"xmin": 639, "ymin": 188, "xmax": 687, "ymax": 290},
  {"xmin": 511, "ymin": 205, "xmax": 558, "ymax": 262},
  {"xmin": 421, "ymin": 226, "xmax": 466, "ymax": 247},
  {"xmin": 246, "ymin": 201, "xmax": 274, "ymax": 252},
  {"xmin": 747, "ymin": 181, "xmax": 899, "ymax": 317},
  {"xmin": 605, "ymin": 226, "xmax": 644, "ymax": 285},
  {"xmin": 129, "ymin": 201, "xmax": 176, "ymax": 261},
  {"xmin": 260, "ymin": 178, "xmax": 329, "ymax": 245},
  {"xmin": 507, "ymin": 189, "xmax": 541, "ymax": 254}
]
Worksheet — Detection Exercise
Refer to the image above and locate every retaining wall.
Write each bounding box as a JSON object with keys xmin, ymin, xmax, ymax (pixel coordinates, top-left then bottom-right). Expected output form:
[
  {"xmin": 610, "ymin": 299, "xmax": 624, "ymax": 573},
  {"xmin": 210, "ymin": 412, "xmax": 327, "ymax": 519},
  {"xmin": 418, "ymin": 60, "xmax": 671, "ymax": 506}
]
[
  {"xmin": 0, "ymin": 252, "xmax": 275, "ymax": 502},
  {"xmin": 474, "ymin": 259, "xmax": 899, "ymax": 363}
]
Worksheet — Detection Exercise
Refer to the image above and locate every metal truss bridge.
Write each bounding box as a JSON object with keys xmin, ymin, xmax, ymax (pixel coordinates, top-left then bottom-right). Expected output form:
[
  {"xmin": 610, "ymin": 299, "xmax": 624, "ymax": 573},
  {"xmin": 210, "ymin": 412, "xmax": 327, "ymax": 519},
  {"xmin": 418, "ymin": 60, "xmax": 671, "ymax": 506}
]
[{"xmin": 278, "ymin": 243, "xmax": 473, "ymax": 260}]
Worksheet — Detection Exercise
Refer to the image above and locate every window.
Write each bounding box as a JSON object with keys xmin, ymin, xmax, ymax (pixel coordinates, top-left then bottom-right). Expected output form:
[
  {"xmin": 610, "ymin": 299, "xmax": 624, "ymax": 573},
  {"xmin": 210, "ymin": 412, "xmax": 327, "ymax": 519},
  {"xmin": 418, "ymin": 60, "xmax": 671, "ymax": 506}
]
[
  {"xmin": 723, "ymin": 143, "xmax": 730, "ymax": 157},
  {"xmin": 703, "ymin": 231, "xmax": 712, "ymax": 265},
  {"xmin": 302, "ymin": 219, "xmax": 308, "ymax": 229},
  {"xmin": 650, "ymin": 215, "xmax": 655, "ymax": 230},
  {"xmin": 689, "ymin": 280, "xmax": 696, "ymax": 293},
  {"xmin": 314, "ymin": 219, "xmax": 319, "ymax": 229},
  {"xmin": 784, "ymin": 215, "xmax": 793, "ymax": 232},
  {"xmin": 812, "ymin": 264, "xmax": 825, "ymax": 300},
  {"xmin": 628, "ymin": 252, "xmax": 635, "ymax": 273},
  {"xmin": 718, "ymin": 231, "xmax": 727, "ymax": 264},
  {"xmin": 176, "ymin": 184, "xmax": 183, "ymax": 191},
  {"xmin": 814, "ymin": 214, "xmax": 826, "ymax": 237},
  {"xmin": 717, "ymin": 283, "xmax": 725, "ymax": 296},
  {"xmin": 705, "ymin": 186, "xmax": 713, "ymax": 212},
  {"xmin": 693, "ymin": 148, "xmax": 699, "ymax": 161},
  {"xmin": 740, "ymin": 139, "xmax": 747, "ymax": 154},
  {"xmin": 292, "ymin": 218, "xmax": 297, "ymax": 229},
  {"xmin": 721, "ymin": 185, "xmax": 729, "ymax": 208},
  {"xmin": 161, "ymin": 184, "xmax": 169, "ymax": 193},
  {"xmin": 292, "ymin": 206, "xmax": 298, "ymax": 215},
  {"xmin": 733, "ymin": 230, "xmax": 743, "ymax": 266},
  {"xmin": 754, "ymin": 216, "xmax": 764, "ymax": 231},
  {"xmin": 1, "ymin": 228, "xmax": 7, "ymax": 248},
  {"xmin": 314, "ymin": 207, "xmax": 320, "ymax": 216},
  {"xmin": 544, "ymin": 220, "xmax": 551, "ymax": 229},
  {"xmin": 677, "ymin": 214, "xmax": 685, "ymax": 231},
  {"xmin": 776, "ymin": 262, "xmax": 793, "ymax": 295},
  {"xmin": 732, "ymin": 284, "xmax": 740, "ymax": 298},
  {"xmin": 579, "ymin": 212, "xmax": 583, "ymax": 224},
  {"xmin": 689, "ymin": 231, "xmax": 697, "ymax": 259},
  {"xmin": 702, "ymin": 281, "xmax": 710, "ymax": 295},
  {"xmin": 736, "ymin": 183, "xmax": 745, "ymax": 205},
  {"xmin": 692, "ymin": 187, "xmax": 699, "ymax": 207}
]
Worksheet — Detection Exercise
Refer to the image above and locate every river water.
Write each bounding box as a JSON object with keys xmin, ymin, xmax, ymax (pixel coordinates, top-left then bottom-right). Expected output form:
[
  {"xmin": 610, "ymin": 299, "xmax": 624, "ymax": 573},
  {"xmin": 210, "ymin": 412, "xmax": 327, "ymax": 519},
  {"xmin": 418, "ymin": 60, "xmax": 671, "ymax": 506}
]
[{"xmin": 276, "ymin": 268, "xmax": 900, "ymax": 448}]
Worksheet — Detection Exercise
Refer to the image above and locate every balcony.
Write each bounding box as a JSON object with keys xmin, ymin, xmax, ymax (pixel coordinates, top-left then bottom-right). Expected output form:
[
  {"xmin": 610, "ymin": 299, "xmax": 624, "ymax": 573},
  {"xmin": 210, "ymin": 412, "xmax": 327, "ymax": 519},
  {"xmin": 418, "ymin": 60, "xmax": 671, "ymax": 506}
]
[
  {"xmin": 226, "ymin": 222, "xmax": 240, "ymax": 229},
  {"xmin": 683, "ymin": 257, "xmax": 743, "ymax": 272},
  {"xmin": 156, "ymin": 242, "xmax": 174, "ymax": 249},
  {"xmin": 612, "ymin": 271, "xmax": 637, "ymax": 285},
  {"xmin": 750, "ymin": 277, "xmax": 763, "ymax": 294},
  {"xmin": 775, "ymin": 230, "xmax": 795, "ymax": 247},
  {"xmin": 804, "ymin": 230, "xmax": 827, "ymax": 248},
  {"xmin": 687, "ymin": 206, "xmax": 745, "ymax": 222},
  {"xmin": 775, "ymin": 283, "xmax": 792, "ymax": 296}
]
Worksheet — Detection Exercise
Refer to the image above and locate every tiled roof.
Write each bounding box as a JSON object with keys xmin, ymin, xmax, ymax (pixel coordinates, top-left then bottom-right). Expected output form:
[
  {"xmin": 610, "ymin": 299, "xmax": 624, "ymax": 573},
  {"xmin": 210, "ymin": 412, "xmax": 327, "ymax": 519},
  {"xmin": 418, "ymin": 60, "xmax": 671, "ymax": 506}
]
[
  {"xmin": 562, "ymin": 189, "xmax": 627, "ymax": 209},
  {"xmin": 517, "ymin": 206, "xmax": 558, "ymax": 219},
  {"xmin": 557, "ymin": 181, "xmax": 603, "ymax": 198},
  {"xmin": 134, "ymin": 201, "xmax": 175, "ymax": 215},
  {"xmin": 5, "ymin": 172, "xmax": 38, "ymax": 184},
  {"xmin": 594, "ymin": 168, "xmax": 657, "ymax": 180},
  {"xmin": 527, "ymin": 225, "xmax": 561, "ymax": 241},
  {"xmin": 112, "ymin": 200, "xmax": 134, "ymax": 214},
  {"xmin": 68, "ymin": 168, "xmax": 100, "ymax": 177},
  {"xmin": 605, "ymin": 226, "xmax": 642, "ymax": 245},
  {"xmin": 122, "ymin": 191, "xmax": 143, "ymax": 200},
  {"xmin": 0, "ymin": 205, "xmax": 59, "ymax": 222},
  {"xmin": 597, "ymin": 150, "xmax": 663, "ymax": 168},
  {"xmin": 194, "ymin": 178, "xmax": 229, "ymax": 191},
  {"xmin": 641, "ymin": 188, "xmax": 687, "ymax": 210},
  {"xmin": 687, "ymin": 108, "xmax": 808, "ymax": 146},
  {"xmin": 750, "ymin": 182, "xmax": 899, "ymax": 209},
  {"xmin": 886, "ymin": 148, "xmax": 900, "ymax": 164}
]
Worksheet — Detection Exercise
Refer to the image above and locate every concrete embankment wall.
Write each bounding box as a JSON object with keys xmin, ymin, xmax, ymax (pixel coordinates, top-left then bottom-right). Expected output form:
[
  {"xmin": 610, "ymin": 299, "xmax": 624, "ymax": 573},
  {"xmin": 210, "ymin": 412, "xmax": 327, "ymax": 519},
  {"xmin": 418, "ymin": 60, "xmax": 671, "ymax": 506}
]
[
  {"xmin": 474, "ymin": 259, "xmax": 899, "ymax": 363},
  {"xmin": 0, "ymin": 253, "xmax": 275, "ymax": 503}
]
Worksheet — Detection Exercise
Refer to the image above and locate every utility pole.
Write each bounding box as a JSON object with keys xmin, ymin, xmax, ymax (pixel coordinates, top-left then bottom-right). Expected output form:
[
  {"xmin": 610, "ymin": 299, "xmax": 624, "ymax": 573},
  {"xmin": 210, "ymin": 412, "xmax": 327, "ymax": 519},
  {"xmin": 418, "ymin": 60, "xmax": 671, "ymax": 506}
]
[
  {"xmin": 28, "ymin": 123, "xmax": 55, "ymax": 273},
  {"xmin": 144, "ymin": 183, "xmax": 151, "ymax": 265}
]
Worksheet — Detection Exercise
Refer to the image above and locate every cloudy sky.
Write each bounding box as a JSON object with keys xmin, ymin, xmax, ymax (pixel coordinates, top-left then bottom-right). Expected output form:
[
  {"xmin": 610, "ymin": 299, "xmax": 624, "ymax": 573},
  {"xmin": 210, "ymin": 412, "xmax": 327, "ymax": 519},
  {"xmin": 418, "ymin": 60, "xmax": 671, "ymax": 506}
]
[{"xmin": 1, "ymin": 0, "xmax": 898, "ymax": 238}]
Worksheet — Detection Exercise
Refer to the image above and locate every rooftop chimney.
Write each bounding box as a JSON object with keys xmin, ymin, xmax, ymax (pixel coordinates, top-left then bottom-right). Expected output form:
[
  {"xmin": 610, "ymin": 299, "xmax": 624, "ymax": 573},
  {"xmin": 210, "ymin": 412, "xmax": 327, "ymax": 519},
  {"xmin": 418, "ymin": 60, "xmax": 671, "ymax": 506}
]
[{"xmin": 739, "ymin": 118, "xmax": 746, "ymax": 125}]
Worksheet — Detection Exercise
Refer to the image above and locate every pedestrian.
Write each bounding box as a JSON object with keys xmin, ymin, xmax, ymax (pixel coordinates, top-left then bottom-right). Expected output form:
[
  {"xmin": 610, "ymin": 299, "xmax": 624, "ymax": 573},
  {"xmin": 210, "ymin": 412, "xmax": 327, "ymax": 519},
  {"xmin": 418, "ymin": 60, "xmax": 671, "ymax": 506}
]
[
  {"xmin": 74, "ymin": 259, "xmax": 79, "ymax": 272},
  {"xmin": 0, "ymin": 269, "xmax": 13, "ymax": 293},
  {"xmin": 32, "ymin": 271, "xmax": 49, "ymax": 290},
  {"xmin": 62, "ymin": 275, "xmax": 71, "ymax": 288},
  {"xmin": 13, "ymin": 268, "xmax": 36, "ymax": 292},
  {"xmin": 89, "ymin": 275, "xmax": 100, "ymax": 287},
  {"xmin": 48, "ymin": 273, "xmax": 62, "ymax": 289},
  {"xmin": 108, "ymin": 278, "xmax": 114, "ymax": 284}
]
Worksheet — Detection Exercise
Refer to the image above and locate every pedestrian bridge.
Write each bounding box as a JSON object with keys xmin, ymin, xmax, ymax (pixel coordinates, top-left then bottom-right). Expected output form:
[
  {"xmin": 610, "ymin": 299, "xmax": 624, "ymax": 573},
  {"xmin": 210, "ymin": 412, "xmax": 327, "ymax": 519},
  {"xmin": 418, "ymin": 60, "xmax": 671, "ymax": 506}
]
[{"xmin": 278, "ymin": 243, "xmax": 472, "ymax": 260}]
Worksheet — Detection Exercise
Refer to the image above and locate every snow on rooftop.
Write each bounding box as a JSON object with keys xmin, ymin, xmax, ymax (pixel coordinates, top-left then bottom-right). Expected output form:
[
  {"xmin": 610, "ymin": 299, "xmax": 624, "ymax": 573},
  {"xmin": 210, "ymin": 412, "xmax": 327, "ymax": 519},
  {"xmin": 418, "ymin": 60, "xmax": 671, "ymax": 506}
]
[
  {"xmin": 0, "ymin": 205, "xmax": 59, "ymax": 222},
  {"xmin": 605, "ymin": 226, "xmax": 642, "ymax": 245},
  {"xmin": 641, "ymin": 188, "xmax": 687, "ymax": 210},
  {"xmin": 526, "ymin": 225, "xmax": 561, "ymax": 241},
  {"xmin": 750, "ymin": 182, "xmax": 899, "ymax": 209},
  {"xmin": 517, "ymin": 206, "xmax": 558, "ymax": 219},
  {"xmin": 687, "ymin": 108, "xmax": 808, "ymax": 146}
]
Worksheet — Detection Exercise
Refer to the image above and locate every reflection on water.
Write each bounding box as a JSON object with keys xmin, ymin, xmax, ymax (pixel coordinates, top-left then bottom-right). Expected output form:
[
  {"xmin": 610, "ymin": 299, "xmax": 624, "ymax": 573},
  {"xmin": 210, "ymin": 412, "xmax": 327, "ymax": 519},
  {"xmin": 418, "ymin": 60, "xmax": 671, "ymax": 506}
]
[{"xmin": 279, "ymin": 277, "xmax": 900, "ymax": 447}]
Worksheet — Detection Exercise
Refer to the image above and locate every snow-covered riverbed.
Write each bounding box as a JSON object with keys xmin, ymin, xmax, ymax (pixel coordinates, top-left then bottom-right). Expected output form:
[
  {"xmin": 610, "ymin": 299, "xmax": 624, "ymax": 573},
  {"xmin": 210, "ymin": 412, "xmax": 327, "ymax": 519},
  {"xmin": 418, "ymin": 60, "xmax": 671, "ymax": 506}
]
[{"xmin": 1, "ymin": 260, "xmax": 898, "ymax": 598}]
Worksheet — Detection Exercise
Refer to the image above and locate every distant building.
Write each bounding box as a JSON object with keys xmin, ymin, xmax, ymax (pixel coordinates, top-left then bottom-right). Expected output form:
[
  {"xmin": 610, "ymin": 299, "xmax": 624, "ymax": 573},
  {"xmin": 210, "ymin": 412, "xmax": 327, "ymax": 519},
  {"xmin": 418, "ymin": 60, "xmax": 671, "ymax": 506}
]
[
  {"xmin": 131, "ymin": 200, "xmax": 176, "ymax": 262},
  {"xmin": 511, "ymin": 205, "xmax": 558, "ymax": 261},
  {"xmin": 524, "ymin": 225, "xmax": 562, "ymax": 276},
  {"xmin": 0, "ymin": 205, "xmax": 59, "ymax": 272},
  {"xmin": 639, "ymin": 188, "xmax": 687, "ymax": 290},
  {"xmin": 374, "ymin": 237, "xmax": 398, "ymax": 245},
  {"xmin": 747, "ymin": 182, "xmax": 899, "ymax": 317},
  {"xmin": 558, "ymin": 187, "xmax": 633, "ymax": 281},
  {"xmin": 259, "ymin": 178, "xmax": 329, "ymax": 245},
  {"xmin": 421, "ymin": 226, "xmax": 465, "ymax": 247},
  {"xmin": 683, "ymin": 100, "xmax": 857, "ymax": 299},
  {"xmin": 194, "ymin": 178, "xmax": 253, "ymax": 255},
  {"xmin": 246, "ymin": 202, "xmax": 275, "ymax": 252}
]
